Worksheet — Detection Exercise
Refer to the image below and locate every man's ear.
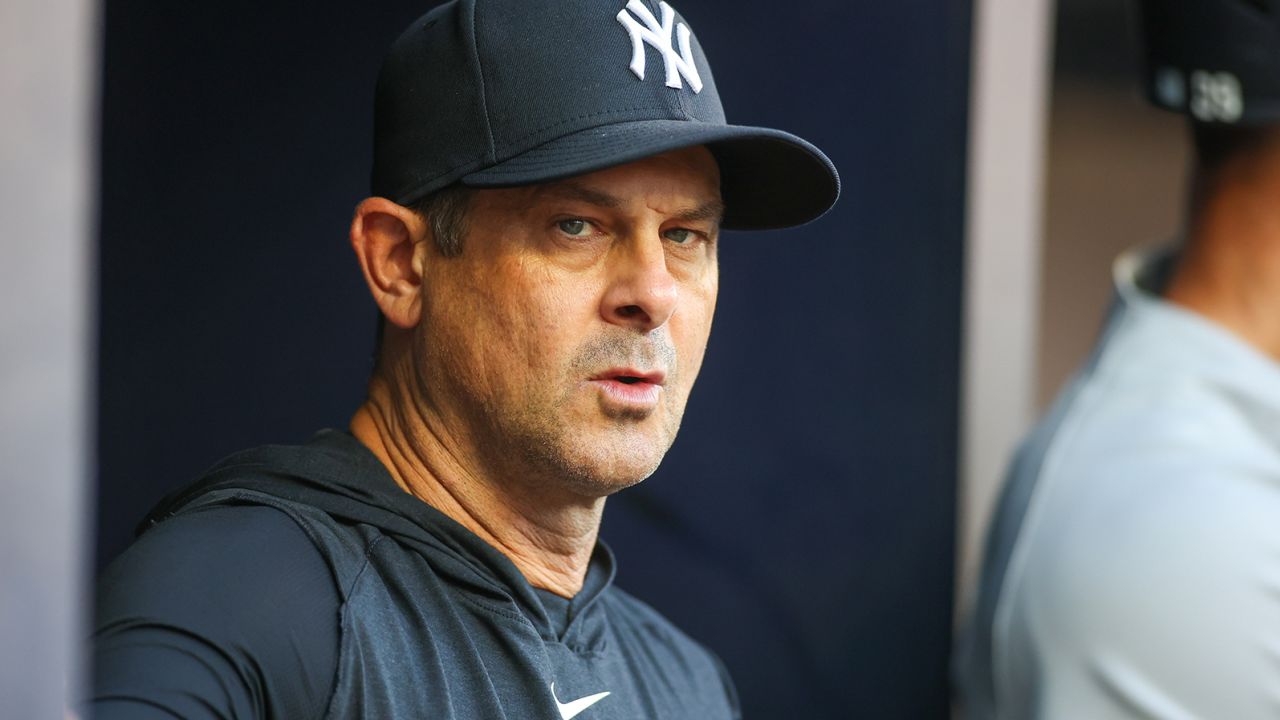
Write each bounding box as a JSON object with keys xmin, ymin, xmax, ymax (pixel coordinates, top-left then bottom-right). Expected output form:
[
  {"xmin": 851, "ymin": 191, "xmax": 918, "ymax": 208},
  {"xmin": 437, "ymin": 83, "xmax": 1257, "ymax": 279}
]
[{"xmin": 350, "ymin": 197, "xmax": 427, "ymax": 329}]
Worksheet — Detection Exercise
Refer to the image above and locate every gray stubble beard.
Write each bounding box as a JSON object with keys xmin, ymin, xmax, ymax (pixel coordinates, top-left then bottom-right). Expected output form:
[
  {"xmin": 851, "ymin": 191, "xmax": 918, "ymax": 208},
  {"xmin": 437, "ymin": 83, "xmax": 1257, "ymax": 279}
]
[{"xmin": 503, "ymin": 330, "xmax": 686, "ymax": 499}]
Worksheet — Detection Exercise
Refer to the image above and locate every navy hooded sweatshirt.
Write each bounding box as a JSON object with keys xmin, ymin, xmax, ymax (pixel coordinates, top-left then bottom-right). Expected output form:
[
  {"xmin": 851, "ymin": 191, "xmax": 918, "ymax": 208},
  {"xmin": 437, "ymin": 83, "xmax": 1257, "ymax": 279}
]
[{"xmin": 90, "ymin": 429, "xmax": 740, "ymax": 719}]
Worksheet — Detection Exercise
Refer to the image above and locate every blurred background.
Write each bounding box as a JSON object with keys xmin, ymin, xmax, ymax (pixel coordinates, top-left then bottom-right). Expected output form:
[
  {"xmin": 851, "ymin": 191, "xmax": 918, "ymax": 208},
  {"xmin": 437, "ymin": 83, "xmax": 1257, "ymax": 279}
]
[
  {"xmin": 1, "ymin": 0, "xmax": 1192, "ymax": 718},
  {"xmin": 1038, "ymin": 0, "xmax": 1187, "ymax": 409}
]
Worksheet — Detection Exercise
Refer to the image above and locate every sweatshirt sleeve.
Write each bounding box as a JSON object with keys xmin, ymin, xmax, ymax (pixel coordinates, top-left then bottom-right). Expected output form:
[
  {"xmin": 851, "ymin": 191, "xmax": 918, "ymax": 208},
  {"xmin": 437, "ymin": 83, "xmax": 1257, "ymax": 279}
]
[{"xmin": 87, "ymin": 504, "xmax": 341, "ymax": 720}]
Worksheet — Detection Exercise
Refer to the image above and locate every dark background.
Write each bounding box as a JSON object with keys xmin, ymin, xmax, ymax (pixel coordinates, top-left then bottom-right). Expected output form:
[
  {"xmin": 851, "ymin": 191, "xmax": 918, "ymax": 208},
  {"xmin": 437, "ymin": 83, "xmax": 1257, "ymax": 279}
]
[{"xmin": 97, "ymin": 1, "xmax": 970, "ymax": 717}]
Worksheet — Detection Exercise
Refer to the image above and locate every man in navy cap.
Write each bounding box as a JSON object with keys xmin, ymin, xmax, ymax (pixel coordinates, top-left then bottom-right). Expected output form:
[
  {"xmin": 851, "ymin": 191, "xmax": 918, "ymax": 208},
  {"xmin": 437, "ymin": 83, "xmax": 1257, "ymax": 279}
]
[
  {"xmin": 958, "ymin": 2, "xmax": 1280, "ymax": 717},
  {"xmin": 89, "ymin": 1, "xmax": 838, "ymax": 718}
]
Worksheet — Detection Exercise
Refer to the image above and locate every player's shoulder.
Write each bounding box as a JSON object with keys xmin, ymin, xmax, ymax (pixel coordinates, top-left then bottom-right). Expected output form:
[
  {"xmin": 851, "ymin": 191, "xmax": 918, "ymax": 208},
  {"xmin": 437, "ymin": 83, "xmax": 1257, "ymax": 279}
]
[
  {"xmin": 1012, "ymin": 351, "xmax": 1280, "ymax": 617},
  {"xmin": 1014, "ymin": 444, "xmax": 1280, "ymax": 718},
  {"xmin": 1017, "ymin": 429, "xmax": 1280, "ymax": 639},
  {"xmin": 97, "ymin": 502, "xmax": 342, "ymax": 631},
  {"xmin": 92, "ymin": 503, "xmax": 345, "ymax": 719},
  {"xmin": 1026, "ymin": 350, "xmax": 1272, "ymax": 504}
]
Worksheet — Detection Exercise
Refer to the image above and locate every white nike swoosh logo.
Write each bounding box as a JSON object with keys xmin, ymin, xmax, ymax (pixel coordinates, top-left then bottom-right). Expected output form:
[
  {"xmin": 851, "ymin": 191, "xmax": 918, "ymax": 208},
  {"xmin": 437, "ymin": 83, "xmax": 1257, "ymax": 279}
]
[{"xmin": 550, "ymin": 682, "xmax": 611, "ymax": 720}]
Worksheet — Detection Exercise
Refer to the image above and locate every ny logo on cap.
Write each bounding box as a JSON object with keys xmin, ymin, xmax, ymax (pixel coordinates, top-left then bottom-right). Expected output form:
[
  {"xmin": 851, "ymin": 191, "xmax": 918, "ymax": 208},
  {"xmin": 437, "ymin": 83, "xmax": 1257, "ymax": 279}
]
[{"xmin": 616, "ymin": 0, "xmax": 703, "ymax": 93}]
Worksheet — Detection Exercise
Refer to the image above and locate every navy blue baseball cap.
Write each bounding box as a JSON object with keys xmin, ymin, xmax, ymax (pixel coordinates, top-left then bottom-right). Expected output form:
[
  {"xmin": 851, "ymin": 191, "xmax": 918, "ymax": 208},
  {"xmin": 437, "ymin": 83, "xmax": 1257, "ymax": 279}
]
[
  {"xmin": 1139, "ymin": 0, "xmax": 1280, "ymax": 124},
  {"xmin": 371, "ymin": 0, "xmax": 840, "ymax": 230}
]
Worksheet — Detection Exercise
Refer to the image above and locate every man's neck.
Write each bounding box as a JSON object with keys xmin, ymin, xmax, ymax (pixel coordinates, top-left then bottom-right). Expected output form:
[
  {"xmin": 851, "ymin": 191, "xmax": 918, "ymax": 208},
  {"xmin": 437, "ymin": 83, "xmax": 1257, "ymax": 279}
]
[
  {"xmin": 349, "ymin": 377, "xmax": 604, "ymax": 598},
  {"xmin": 1165, "ymin": 146, "xmax": 1280, "ymax": 362}
]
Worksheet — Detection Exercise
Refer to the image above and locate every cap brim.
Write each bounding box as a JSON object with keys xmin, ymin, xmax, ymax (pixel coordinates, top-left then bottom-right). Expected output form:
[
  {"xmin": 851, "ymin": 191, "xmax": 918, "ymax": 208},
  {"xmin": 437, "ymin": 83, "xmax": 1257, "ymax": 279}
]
[{"xmin": 460, "ymin": 119, "xmax": 840, "ymax": 230}]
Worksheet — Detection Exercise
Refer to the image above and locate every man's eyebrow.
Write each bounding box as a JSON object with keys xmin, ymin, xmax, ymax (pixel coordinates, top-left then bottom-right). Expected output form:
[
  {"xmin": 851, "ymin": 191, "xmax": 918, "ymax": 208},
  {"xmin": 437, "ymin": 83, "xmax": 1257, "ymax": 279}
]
[
  {"xmin": 535, "ymin": 181, "xmax": 726, "ymax": 225},
  {"xmin": 673, "ymin": 199, "xmax": 726, "ymax": 226},
  {"xmin": 533, "ymin": 181, "xmax": 622, "ymax": 208}
]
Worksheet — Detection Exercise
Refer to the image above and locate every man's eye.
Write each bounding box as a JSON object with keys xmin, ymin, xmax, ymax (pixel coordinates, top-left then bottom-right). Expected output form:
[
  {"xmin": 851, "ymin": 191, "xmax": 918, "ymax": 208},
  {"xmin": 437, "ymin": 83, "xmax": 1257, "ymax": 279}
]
[
  {"xmin": 664, "ymin": 228, "xmax": 697, "ymax": 244},
  {"xmin": 557, "ymin": 219, "xmax": 591, "ymax": 236}
]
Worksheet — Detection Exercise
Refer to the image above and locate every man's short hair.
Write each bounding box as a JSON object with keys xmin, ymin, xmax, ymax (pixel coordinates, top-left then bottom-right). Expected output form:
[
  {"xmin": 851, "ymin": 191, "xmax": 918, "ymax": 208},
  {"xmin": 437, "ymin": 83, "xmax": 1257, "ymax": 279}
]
[{"xmin": 412, "ymin": 183, "xmax": 472, "ymax": 257}]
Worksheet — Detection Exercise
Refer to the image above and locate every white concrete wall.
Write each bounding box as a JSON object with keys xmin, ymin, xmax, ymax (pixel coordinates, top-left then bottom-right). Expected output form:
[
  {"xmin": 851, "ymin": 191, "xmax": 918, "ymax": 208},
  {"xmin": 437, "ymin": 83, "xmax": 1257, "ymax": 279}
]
[
  {"xmin": 0, "ymin": 0, "xmax": 96, "ymax": 715},
  {"xmin": 958, "ymin": 0, "xmax": 1054, "ymax": 617}
]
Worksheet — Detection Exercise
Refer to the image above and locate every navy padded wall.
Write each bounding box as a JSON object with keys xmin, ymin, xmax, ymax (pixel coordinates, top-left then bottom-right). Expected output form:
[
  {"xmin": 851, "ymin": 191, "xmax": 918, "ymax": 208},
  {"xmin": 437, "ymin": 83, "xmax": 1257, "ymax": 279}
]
[{"xmin": 97, "ymin": 2, "xmax": 969, "ymax": 716}]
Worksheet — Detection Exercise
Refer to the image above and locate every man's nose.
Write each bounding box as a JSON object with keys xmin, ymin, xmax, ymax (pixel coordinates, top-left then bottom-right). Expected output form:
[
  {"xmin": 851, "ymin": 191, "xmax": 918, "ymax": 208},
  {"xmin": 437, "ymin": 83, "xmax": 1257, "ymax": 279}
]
[{"xmin": 600, "ymin": 238, "xmax": 678, "ymax": 332}]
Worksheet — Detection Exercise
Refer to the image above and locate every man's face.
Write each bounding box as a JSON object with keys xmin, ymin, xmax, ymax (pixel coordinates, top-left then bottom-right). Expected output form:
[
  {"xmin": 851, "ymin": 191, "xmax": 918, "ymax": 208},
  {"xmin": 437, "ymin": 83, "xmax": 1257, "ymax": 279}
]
[{"xmin": 414, "ymin": 146, "xmax": 722, "ymax": 498}]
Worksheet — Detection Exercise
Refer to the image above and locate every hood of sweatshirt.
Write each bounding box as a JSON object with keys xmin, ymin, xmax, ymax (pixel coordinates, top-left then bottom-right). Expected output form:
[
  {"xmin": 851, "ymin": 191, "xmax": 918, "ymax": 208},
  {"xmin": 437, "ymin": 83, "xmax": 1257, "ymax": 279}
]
[{"xmin": 141, "ymin": 428, "xmax": 616, "ymax": 641}]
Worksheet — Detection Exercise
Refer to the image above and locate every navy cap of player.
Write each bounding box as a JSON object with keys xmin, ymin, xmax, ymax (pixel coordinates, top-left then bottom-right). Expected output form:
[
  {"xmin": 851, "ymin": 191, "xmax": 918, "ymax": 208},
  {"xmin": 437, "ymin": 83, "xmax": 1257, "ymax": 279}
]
[
  {"xmin": 1139, "ymin": 0, "xmax": 1280, "ymax": 124},
  {"xmin": 370, "ymin": 0, "xmax": 840, "ymax": 230}
]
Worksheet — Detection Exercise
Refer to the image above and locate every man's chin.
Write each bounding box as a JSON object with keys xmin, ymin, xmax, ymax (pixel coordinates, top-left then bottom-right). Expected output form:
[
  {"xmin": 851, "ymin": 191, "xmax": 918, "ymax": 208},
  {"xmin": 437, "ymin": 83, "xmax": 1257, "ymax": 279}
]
[
  {"xmin": 507, "ymin": 408, "xmax": 680, "ymax": 498},
  {"xmin": 560, "ymin": 451, "xmax": 665, "ymax": 497},
  {"xmin": 548, "ymin": 433, "xmax": 671, "ymax": 498}
]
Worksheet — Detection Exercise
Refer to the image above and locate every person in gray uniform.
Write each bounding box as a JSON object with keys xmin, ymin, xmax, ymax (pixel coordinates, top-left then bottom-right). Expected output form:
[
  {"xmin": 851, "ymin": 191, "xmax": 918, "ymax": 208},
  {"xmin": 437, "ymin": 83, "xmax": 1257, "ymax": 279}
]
[
  {"xmin": 87, "ymin": 1, "xmax": 839, "ymax": 718},
  {"xmin": 957, "ymin": 1, "xmax": 1280, "ymax": 718}
]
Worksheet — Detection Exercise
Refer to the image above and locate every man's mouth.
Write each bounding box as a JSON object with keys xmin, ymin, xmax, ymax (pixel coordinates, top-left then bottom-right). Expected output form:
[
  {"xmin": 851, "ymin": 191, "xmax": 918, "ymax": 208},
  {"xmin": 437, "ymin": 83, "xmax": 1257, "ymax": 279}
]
[
  {"xmin": 588, "ymin": 369, "xmax": 666, "ymax": 407},
  {"xmin": 592, "ymin": 369, "xmax": 665, "ymax": 386}
]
